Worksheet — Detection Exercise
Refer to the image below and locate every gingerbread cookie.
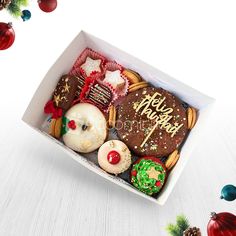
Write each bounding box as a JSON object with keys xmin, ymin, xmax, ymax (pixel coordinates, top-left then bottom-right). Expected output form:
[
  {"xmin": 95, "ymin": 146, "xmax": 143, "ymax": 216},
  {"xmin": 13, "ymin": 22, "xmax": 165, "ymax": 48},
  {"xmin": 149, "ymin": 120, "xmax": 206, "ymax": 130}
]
[
  {"xmin": 53, "ymin": 75, "xmax": 79, "ymax": 110},
  {"xmin": 131, "ymin": 156, "xmax": 167, "ymax": 196},
  {"xmin": 62, "ymin": 103, "xmax": 107, "ymax": 153},
  {"xmin": 98, "ymin": 140, "xmax": 132, "ymax": 175},
  {"xmin": 117, "ymin": 87, "xmax": 188, "ymax": 157}
]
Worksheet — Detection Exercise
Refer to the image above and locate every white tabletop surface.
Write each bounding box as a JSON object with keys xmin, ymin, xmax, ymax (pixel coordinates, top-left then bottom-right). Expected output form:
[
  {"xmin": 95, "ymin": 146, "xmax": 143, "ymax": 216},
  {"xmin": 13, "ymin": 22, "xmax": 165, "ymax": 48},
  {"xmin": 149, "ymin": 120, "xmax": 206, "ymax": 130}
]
[{"xmin": 0, "ymin": 1, "xmax": 236, "ymax": 235}]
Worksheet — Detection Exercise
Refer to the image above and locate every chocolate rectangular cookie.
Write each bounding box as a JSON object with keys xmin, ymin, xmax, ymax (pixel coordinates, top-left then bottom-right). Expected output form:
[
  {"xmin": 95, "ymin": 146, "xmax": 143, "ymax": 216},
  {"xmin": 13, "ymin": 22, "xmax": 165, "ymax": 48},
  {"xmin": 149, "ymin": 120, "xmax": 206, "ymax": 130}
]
[
  {"xmin": 75, "ymin": 75, "xmax": 85, "ymax": 98},
  {"xmin": 53, "ymin": 75, "xmax": 79, "ymax": 110}
]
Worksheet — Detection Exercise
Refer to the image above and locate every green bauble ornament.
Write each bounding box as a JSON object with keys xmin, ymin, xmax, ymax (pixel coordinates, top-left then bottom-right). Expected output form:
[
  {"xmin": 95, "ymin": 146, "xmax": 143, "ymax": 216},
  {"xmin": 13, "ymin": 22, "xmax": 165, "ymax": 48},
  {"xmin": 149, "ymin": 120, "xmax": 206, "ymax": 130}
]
[{"xmin": 220, "ymin": 184, "xmax": 236, "ymax": 201}]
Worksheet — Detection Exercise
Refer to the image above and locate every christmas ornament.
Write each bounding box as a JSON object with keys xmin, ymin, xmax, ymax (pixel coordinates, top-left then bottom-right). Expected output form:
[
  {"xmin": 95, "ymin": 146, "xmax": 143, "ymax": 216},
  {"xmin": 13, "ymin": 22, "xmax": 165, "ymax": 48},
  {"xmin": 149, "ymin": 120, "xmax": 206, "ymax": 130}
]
[
  {"xmin": 183, "ymin": 227, "xmax": 201, "ymax": 236},
  {"xmin": 21, "ymin": 9, "xmax": 31, "ymax": 21},
  {"xmin": 0, "ymin": 22, "xmax": 15, "ymax": 50},
  {"xmin": 220, "ymin": 184, "xmax": 236, "ymax": 201},
  {"xmin": 207, "ymin": 212, "xmax": 236, "ymax": 236},
  {"xmin": 0, "ymin": 0, "xmax": 11, "ymax": 10},
  {"xmin": 38, "ymin": 0, "xmax": 57, "ymax": 13}
]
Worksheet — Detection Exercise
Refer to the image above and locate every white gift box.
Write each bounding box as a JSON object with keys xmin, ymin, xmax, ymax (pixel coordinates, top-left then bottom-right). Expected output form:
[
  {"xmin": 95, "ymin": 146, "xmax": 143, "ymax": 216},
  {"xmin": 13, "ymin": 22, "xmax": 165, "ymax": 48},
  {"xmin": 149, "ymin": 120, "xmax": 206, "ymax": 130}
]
[{"xmin": 22, "ymin": 31, "xmax": 215, "ymax": 205}]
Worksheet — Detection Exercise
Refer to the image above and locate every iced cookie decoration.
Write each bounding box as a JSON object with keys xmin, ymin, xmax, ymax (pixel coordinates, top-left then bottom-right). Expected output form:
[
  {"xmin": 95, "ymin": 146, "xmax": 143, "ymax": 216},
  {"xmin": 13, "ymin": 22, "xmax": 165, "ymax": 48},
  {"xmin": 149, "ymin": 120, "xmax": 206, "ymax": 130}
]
[
  {"xmin": 81, "ymin": 57, "xmax": 102, "ymax": 76},
  {"xmin": 44, "ymin": 74, "xmax": 79, "ymax": 119},
  {"xmin": 103, "ymin": 62, "xmax": 129, "ymax": 97},
  {"xmin": 117, "ymin": 87, "xmax": 188, "ymax": 157},
  {"xmin": 98, "ymin": 140, "xmax": 132, "ymax": 175},
  {"xmin": 75, "ymin": 75, "xmax": 86, "ymax": 98},
  {"xmin": 70, "ymin": 48, "xmax": 106, "ymax": 78},
  {"xmin": 52, "ymin": 74, "xmax": 79, "ymax": 110},
  {"xmin": 131, "ymin": 156, "xmax": 167, "ymax": 196},
  {"xmin": 80, "ymin": 78, "xmax": 115, "ymax": 112},
  {"xmin": 62, "ymin": 103, "xmax": 107, "ymax": 153},
  {"xmin": 104, "ymin": 70, "xmax": 125, "ymax": 90}
]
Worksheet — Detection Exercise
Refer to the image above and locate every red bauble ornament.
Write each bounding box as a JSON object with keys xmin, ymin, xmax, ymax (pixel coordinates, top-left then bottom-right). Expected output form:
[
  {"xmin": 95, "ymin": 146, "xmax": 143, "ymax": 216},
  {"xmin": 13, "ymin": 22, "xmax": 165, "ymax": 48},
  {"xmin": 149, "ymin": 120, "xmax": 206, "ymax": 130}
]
[
  {"xmin": 107, "ymin": 151, "xmax": 121, "ymax": 165},
  {"xmin": 0, "ymin": 22, "xmax": 15, "ymax": 50},
  {"xmin": 207, "ymin": 212, "xmax": 236, "ymax": 236},
  {"xmin": 38, "ymin": 0, "xmax": 57, "ymax": 13}
]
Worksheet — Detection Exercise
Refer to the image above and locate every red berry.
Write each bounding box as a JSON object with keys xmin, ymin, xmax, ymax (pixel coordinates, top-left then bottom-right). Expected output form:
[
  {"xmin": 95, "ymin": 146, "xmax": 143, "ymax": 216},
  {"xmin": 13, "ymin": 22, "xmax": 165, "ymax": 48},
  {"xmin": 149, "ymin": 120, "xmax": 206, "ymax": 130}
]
[
  {"xmin": 131, "ymin": 170, "xmax": 137, "ymax": 177},
  {"xmin": 107, "ymin": 151, "xmax": 121, "ymax": 165},
  {"xmin": 68, "ymin": 120, "xmax": 76, "ymax": 130},
  {"xmin": 155, "ymin": 181, "xmax": 161, "ymax": 187}
]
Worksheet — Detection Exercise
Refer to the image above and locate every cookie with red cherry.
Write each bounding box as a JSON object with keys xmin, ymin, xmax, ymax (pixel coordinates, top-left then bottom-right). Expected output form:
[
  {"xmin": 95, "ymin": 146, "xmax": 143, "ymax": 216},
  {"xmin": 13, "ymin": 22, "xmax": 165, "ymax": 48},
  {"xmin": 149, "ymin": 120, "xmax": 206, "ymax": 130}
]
[
  {"xmin": 131, "ymin": 156, "xmax": 167, "ymax": 196},
  {"xmin": 98, "ymin": 140, "xmax": 132, "ymax": 175}
]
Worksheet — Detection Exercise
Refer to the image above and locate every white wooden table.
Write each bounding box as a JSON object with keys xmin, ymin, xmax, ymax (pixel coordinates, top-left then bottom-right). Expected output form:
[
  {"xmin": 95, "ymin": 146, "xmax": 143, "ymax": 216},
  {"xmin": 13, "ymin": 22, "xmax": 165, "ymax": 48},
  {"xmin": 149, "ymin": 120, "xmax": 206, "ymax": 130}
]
[{"xmin": 0, "ymin": 1, "xmax": 236, "ymax": 235}]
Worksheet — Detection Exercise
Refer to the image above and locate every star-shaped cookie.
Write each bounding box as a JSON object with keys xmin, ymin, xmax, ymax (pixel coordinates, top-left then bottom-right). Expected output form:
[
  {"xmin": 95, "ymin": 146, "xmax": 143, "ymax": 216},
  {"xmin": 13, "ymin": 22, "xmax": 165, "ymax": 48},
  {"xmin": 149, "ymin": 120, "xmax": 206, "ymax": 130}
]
[
  {"xmin": 103, "ymin": 70, "xmax": 125, "ymax": 89},
  {"xmin": 80, "ymin": 57, "xmax": 102, "ymax": 76}
]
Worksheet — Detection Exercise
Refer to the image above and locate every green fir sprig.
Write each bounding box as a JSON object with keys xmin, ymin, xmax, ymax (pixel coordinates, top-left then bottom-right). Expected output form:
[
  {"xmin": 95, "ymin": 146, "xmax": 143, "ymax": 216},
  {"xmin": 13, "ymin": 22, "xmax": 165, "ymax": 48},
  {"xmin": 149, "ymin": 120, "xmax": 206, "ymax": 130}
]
[
  {"xmin": 166, "ymin": 215, "xmax": 190, "ymax": 236},
  {"xmin": 7, "ymin": 0, "xmax": 29, "ymax": 17}
]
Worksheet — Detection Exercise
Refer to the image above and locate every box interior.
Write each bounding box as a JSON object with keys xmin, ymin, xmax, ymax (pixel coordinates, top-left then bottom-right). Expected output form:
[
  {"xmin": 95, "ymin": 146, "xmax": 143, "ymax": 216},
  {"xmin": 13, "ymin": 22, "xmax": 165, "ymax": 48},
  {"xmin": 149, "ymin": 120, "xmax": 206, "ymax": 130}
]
[{"xmin": 22, "ymin": 31, "xmax": 215, "ymax": 205}]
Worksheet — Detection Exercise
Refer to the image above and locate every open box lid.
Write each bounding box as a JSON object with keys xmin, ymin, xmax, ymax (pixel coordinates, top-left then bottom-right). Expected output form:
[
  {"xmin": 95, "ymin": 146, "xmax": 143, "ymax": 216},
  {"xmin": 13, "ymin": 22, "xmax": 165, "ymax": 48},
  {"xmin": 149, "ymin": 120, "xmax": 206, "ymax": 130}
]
[{"xmin": 22, "ymin": 31, "xmax": 215, "ymax": 205}]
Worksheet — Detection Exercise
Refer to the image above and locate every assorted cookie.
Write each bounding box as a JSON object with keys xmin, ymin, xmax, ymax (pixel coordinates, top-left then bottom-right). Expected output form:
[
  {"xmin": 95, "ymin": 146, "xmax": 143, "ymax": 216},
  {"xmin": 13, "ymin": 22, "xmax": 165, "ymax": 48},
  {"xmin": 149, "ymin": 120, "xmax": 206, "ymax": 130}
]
[
  {"xmin": 49, "ymin": 117, "xmax": 62, "ymax": 139},
  {"xmin": 131, "ymin": 156, "xmax": 167, "ymax": 196},
  {"xmin": 80, "ymin": 79, "xmax": 114, "ymax": 112},
  {"xmin": 43, "ymin": 47, "xmax": 198, "ymax": 199},
  {"xmin": 117, "ymin": 87, "xmax": 188, "ymax": 157},
  {"xmin": 98, "ymin": 140, "xmax": 132, "ymax": 175},
  {"xmin": 122, "ymin": 69, "xmax": 143, "ymax": 84},
  {"xmin": 53, "ymin": 74, "xmax": 79, "ymax": 110},
  {"xmin": 62, "ymin": 103, "xmax": 107, "ymax": 153}
]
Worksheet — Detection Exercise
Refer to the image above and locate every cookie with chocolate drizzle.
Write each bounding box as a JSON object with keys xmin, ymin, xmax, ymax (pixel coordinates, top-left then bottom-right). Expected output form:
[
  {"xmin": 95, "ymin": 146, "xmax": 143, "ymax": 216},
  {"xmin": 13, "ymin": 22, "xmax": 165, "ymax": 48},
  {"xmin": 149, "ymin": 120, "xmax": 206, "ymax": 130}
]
[{"xmin": 117, "ymin": 87, "xmax": 188, "ymax": 157}]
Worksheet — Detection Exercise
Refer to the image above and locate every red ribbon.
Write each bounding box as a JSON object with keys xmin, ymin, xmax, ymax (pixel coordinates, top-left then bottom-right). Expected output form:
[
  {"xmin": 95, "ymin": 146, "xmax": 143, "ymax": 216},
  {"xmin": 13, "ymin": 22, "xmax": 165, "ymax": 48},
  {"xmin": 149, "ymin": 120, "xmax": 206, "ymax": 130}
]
[{"xmin": 44, "ymin": 100, "xmax": 63, "ymax": 119}]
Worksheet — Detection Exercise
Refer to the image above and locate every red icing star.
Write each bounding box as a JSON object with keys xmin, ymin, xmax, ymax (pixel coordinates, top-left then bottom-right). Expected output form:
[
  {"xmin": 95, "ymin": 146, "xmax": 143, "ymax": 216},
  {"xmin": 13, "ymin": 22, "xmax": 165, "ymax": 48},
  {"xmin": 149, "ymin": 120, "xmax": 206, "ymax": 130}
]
[{"xmin": 155, "ymin": 181, "xmax": 161, "ymax": 187}]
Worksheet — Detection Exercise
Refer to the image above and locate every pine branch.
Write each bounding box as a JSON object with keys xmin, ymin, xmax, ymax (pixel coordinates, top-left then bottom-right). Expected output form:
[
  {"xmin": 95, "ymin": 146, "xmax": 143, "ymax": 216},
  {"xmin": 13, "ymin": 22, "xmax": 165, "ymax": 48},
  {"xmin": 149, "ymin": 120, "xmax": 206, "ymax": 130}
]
[
  {"xmin": 14, "ymin": 0, "xmax": 28, "ymax": 7},
  {"xmin": 166, "ymin": 223, "xmax": 181, "ymax": 236},
  {"xmin": 176, "ymin": 214, "xmax": 190, "ymax": 233},
  {"xmin": 7, "ymin": 2, "xmax": 21, "ymax": 17}
]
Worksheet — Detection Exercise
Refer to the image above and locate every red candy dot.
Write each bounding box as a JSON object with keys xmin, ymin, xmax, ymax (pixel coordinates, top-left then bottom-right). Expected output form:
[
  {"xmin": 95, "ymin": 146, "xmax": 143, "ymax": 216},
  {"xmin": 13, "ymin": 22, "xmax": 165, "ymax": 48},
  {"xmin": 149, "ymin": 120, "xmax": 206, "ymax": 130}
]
[
  {"xmin": 155, "ymin": 181, "xmax": 161, "ymax": 187},
  {"xmin": 131, "ymin": 170, "xmax": 137, "ymax": 177},
  {"xmin": 68, "ymin": 120, "xmax": 76, "ymax": 130},
  {"xmin": 107, "ymin": 151, "xmax": 121, "ymax": 165}
]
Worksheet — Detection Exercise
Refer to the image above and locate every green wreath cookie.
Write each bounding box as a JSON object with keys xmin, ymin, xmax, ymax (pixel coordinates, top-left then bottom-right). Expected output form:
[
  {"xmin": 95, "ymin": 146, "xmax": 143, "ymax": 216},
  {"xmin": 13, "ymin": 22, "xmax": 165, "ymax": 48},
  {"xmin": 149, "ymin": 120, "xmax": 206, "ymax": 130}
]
[{"xmin": 131, "ymin": 156, "xmax": 167, "ymax": 196}]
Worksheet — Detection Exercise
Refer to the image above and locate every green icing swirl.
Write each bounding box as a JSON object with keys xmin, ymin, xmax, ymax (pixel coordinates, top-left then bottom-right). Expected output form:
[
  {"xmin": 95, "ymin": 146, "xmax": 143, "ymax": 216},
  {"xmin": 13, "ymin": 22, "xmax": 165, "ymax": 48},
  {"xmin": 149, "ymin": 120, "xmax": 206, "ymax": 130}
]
[{"xmin": 131, "ymin": 159, "xmax": 166, "ymax": 196}]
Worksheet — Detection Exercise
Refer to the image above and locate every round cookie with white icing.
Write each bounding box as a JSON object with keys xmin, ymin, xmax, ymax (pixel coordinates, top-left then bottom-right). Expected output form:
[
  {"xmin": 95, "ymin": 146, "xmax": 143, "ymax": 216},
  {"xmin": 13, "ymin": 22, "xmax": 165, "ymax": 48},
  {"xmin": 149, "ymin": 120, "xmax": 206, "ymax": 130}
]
[
  {"xmin": 98, "ymin": 140, "xmax": 132, "ymax": 175},
  {"xmin": 62, "ymin": 103, "xmax": 107, "ymax": 153}
]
